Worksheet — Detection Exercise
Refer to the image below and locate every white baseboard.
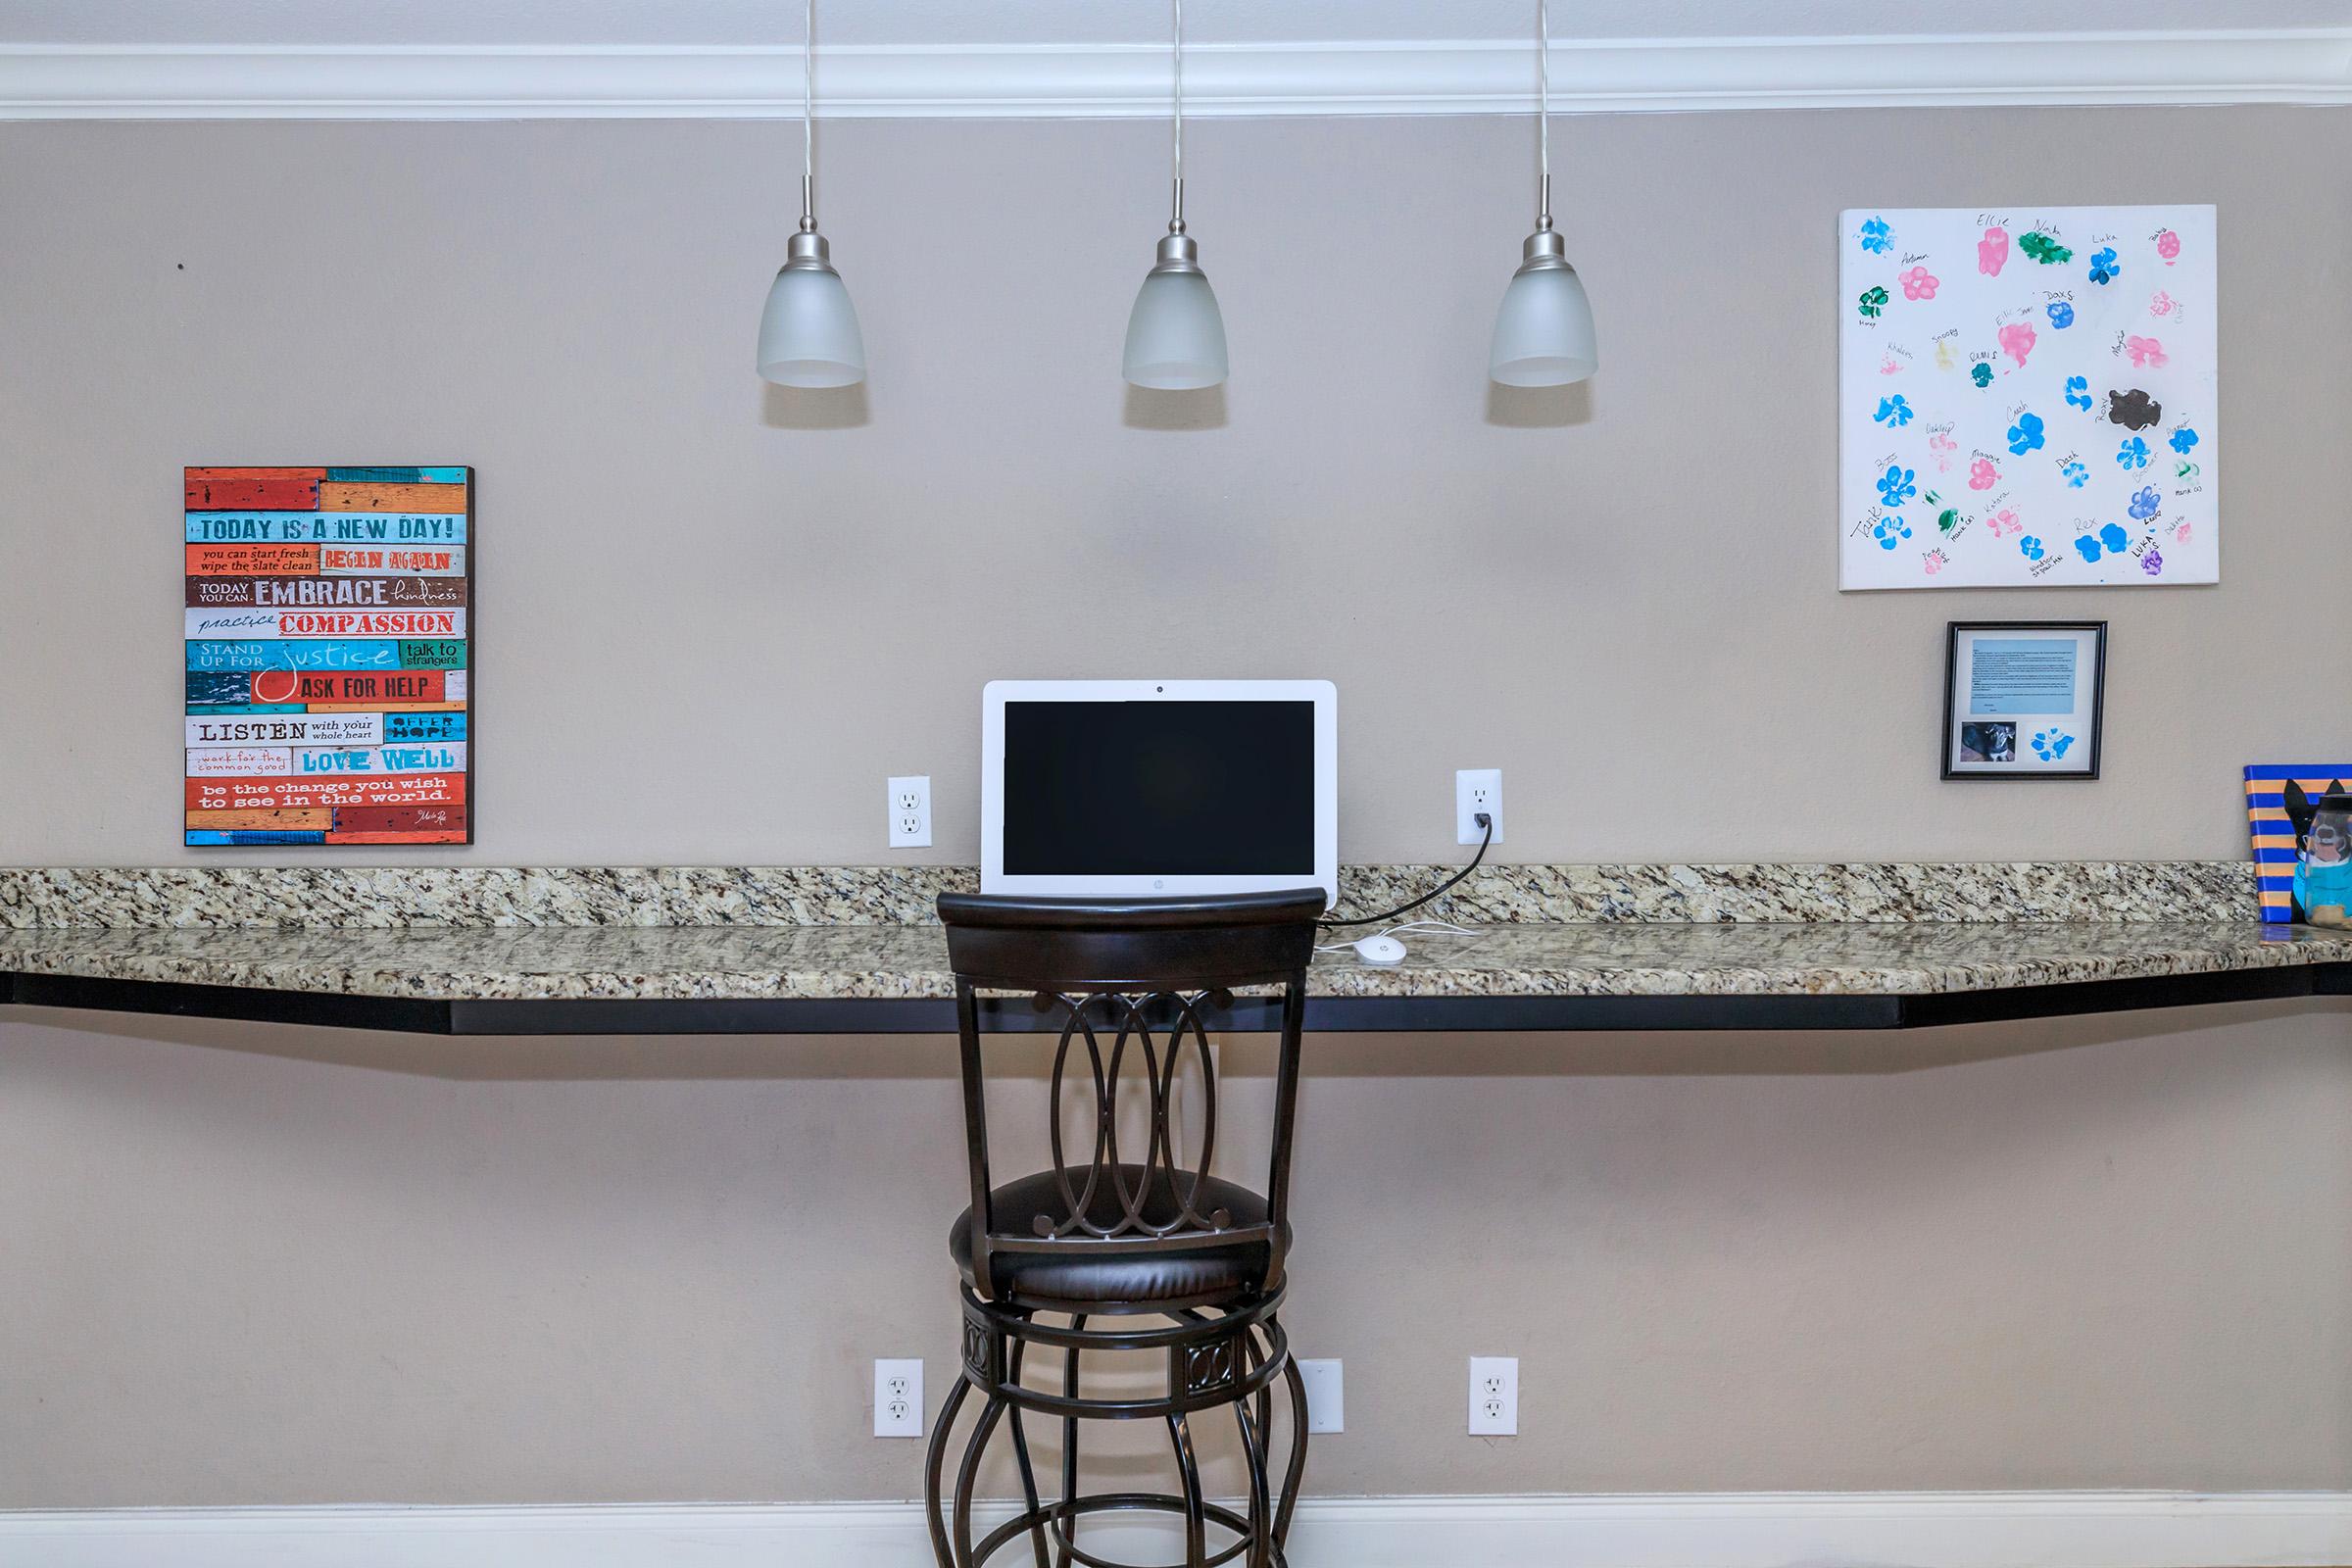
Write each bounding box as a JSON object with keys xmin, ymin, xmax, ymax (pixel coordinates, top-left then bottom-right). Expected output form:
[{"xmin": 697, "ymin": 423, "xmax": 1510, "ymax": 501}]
[{"xmin": 6, "ymin": 1492, "xmax": 2351, "ymax": 1568}]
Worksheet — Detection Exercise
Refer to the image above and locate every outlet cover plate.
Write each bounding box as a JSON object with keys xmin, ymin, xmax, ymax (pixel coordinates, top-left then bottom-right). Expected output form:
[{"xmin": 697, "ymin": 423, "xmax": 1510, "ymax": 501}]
[
  {"xmin": 1455, "ymin": 768, "xmax": 1503, "ymax": 846},
  {"xmin": 1469, "ymin": 1355, "xmax": 1518, "ymax": 1437},
  {"xmin": 874, "ymin": 1358, "xmax": 923, "ymax": 1438},
  {"xmin": 887, "ymin": 776, "xmax": 932, "ymax": 849},
  {"xmin": 1296, "ymin": 1358, "xmax": 1344, "ymax": 1434}
]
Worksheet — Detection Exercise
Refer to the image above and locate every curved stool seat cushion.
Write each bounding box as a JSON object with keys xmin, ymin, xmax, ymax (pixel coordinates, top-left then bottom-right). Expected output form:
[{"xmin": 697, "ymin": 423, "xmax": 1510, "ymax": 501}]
[{"xmin": 951, "ymin": 1164, "xmax": 1282, "ymax": 1304}]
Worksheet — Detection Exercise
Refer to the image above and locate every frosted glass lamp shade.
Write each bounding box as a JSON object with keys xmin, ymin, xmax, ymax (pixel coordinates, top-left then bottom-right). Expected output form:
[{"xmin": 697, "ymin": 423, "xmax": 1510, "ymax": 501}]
[
  {"xmin": 1489, "ymin": 255, "xmax": 1597, "ymax": 388},
  {"xmin": 1123, "ymin": 268, "xmax": 1228, "ymax": 391},
  {"xmin": 758, "ymin": 257, "xmax": 865, "ymax": 389}
]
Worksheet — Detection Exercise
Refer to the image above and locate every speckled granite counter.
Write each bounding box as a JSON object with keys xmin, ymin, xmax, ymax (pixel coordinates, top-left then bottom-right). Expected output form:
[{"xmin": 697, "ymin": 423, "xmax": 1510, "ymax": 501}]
[
  {"xmin": 5, "ymin": 911, "xmax": 2349, "ymax": 1035},
  {"xmin": 0, "ymin": 859, "xmax": 2260, "ymax": 928}
]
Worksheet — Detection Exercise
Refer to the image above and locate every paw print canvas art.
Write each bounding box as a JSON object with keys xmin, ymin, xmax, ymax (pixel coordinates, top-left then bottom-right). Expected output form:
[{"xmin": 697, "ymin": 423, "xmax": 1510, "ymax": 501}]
[{"xmin": 1840, "ymin": 206, "xmax": 2217, "ymax": 589}]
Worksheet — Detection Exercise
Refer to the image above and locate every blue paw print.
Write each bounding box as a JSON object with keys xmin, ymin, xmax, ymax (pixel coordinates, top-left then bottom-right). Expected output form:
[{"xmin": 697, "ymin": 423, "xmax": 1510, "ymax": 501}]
[
  {"xmin": 2020, "ymin": 535, "xmax": 2045, "ymax": 562},
  {"xmin": 2064, "ymin": 374, "xmax": 2092, "ymax": 411},
  {"xmin": 2088, "ymin": 246, "xmax": 2119, "ymax": 284},
  {"xmin": 1871, "ymin": 514, "xmax": 1912, "ymax": 550},
  {"xmin": 2006, "ymin": 411, "xmax": 2045, "ymax": 455},
  {"xmin": 1874, "ymin": 394, "xmax": 1914, "ymax": 427},
  {"xmin": 2128, "ymin": 485, "xmax": 2161, "ymax": 520},
  {"xmin": 1859, "ymin": 216, "xmax": 1892, "ymax": 254},
  {"xmin": 2116, "ymin": 436, "xmax": 2150, "ymax": 469},
  {"xmin": 1970, "ymin": 363, "xmax": 1993, "ymax": 388},
  {"xmin": 2032, "ymin": 729, "xmax": 2076, "ymax": 760},
  {"xmin": 1876, "ymin": 465, "xmax": 1917, "ymax": 507},
  {"xmin": 2169, "ymin": 426, "xmax": 2199, "ymax": 454},
  {"xmin": 2073, "ymin": 521, "xmax": 2132, "ymax": 562},
  {"xmin": 2045, "ymin": 301, "xmax": 2076, "ymax": 329},
  {"xmin": 2062, "ymin": 460, "xmax": 2089, "ymax": 488}
]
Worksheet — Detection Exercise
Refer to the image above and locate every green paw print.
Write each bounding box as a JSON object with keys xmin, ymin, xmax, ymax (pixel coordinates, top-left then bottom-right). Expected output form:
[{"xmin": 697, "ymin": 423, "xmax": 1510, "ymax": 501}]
[
  {"xmin": 1937, "ymin": 507, "xmax": 1961, "ymax": 535},
  {"xmin": 1857, "ymin": 285, "xmax": 1889, "ymax": 320},
  {"xmin": 1970, "ymin": 363, "xmax": 1993, "ymax": 387},
  {"xmin": 2018, "ymin": 231, "xmax": 2074, "ymax": 265}
]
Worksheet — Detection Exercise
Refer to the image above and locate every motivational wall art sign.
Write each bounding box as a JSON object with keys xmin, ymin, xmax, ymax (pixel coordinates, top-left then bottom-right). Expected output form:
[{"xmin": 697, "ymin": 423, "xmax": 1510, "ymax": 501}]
[
  {"xmin": 184, "ymin": 466, "xmax": 473, "ymax": 846},
  {"xmin": 1839, "ymin": 206, "xmax": 2218, "ymax": 589}
]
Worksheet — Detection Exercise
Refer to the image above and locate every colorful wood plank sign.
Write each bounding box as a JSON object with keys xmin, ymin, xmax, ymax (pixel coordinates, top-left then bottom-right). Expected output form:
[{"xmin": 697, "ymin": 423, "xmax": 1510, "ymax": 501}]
[{"xmin": 183, "ymin": 466, "xmax": 473, "ymax": 847}]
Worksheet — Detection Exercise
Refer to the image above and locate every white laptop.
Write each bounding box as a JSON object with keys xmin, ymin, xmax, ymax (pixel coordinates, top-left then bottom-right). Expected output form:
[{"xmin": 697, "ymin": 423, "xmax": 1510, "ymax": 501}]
[{"xmin": 980, "ymin": 679, "xmax": 1338, "ymax": 906}]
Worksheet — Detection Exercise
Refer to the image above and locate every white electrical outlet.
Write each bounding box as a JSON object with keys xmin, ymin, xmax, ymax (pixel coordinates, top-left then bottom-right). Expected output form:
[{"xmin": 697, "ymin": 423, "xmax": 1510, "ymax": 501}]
[
  {"xmin": 874, "ymin": 1358, "xmax": 923, "ymax": 1438},
  {"xmin": 1455, "ymin": 768, "xmax": 1503, "ymax": 846},
  {"xmin": 1468, "ymin": 1355, "xmax": 1518, "ymax": 1436},
  {"xmin": 1296, "ymin": 1358, "xmax": 1345, "ymax": 1434},
  {"xmin": 887, "ymin": 776, "xmax": 931, "ymax": 849}
]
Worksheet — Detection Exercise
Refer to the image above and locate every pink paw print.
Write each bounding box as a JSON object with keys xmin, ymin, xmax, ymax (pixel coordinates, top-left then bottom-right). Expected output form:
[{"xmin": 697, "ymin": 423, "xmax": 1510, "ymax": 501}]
[
  {"xmin": 2157, "ymin": 229, "xmax": 2180, "ymax": 266},
  {"xmin": 1978, "ymin": 226, "xmax": 2009, "ymax": 275},
  {"xmin": 1986, "ymin": 508, "xmax": 2022, "ymax": 539},
  {"xmin": 1923, "ymin": 549, "xmax": 1948, "ymax": 576},
  {"xmin": 1927, "ymin": 430, "xmax": 1957, "ymax": 471},
  {"xmin": 2174, "ymin": 520, "xmax": 2192, "ymax": 544},
  {"xmin": 2126, "ymin": 334, "xmax": 2169, "ymax": 368},
  {"xmin": 1879, "ymin": 353, "xmax": 1902, "ymax": 375},
  {"xmin": 1969, "ymin": 457, "xmax": 1998, "ymax": 491},
  {"xmin": 1898, "ymin": 266, "xmax": 1938, "ymax": 301},
  {"xmin": 1997, "ymin": 322, "xmax": 2036, "ymax": 368},
  {"xmin": 2148, "ymin": 290, "xmax": 2176, "ymax": 317}
]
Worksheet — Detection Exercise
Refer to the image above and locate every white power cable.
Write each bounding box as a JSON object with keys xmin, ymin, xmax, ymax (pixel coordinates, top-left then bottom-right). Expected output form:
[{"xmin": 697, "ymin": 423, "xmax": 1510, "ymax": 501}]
[{"xmin": 1315, "ymin": 920, "xmax": 1481, "ymax": 956}]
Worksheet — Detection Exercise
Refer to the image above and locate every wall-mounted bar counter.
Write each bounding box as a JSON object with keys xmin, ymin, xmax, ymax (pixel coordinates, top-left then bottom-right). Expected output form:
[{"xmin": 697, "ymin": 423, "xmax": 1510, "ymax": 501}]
[{"xmin": 5, "ymin": 862, "xmax": 2347, "ymax": 1036}]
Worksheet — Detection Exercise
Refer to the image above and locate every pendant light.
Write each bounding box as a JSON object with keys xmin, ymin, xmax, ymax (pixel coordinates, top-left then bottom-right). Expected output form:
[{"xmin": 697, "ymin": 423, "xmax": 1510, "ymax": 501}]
[
  {"xmin": 1489, "ymin": 0, "xmax": 1597, "ymax": 387},
  {"xmin": 758, "ymin": 0, "xmax": 864, "ymax": 388},
  {"xmin": 1122, "ymin": 0, "xmax": 1228, "ymax": 390}
]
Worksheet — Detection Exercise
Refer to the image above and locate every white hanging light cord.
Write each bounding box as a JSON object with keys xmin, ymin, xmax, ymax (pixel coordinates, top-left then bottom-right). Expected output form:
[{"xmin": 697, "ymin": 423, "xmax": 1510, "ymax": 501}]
[
  {"xmin": 1171, "ymin": 0, "xmax": 1186, "ymax": 226},
  {"xmin": 801, "ymin": 0, "xmax": 815, "ymax": 223},
  {"xmin": 1537, "ymin": 0, "xmax": 1551, "ymax": 227}
]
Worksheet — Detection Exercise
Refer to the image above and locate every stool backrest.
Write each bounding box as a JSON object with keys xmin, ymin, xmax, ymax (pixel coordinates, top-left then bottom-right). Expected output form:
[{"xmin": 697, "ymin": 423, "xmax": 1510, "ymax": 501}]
[{"xmin": 937, "ymin": 889, "xmax": 1323, "ymax": 1301}]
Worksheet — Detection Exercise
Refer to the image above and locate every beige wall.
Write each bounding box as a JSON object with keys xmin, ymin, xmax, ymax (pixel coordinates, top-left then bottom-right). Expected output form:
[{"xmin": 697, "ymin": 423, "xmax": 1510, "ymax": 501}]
[
  {"xmin": 5, "ymin": 1004, "xmax": 2349, "ymax": 1507},
  {"xmin": 5, "ymin": 106, "xmax": 2352, "ymax": 1508},
  {"xmin": 1, "ymin": 109, "xmax": 2348, "ymax": 867}
]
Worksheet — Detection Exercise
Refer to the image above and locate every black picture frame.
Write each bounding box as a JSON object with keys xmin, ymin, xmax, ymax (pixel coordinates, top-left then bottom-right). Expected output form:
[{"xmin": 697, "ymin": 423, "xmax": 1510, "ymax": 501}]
[{"xmin": 1941, "ymin": 620, "xmax": 2106, "ymax": 780}]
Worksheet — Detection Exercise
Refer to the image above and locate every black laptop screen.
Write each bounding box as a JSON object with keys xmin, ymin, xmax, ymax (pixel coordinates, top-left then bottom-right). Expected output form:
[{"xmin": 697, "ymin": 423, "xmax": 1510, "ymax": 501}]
[{"xmin": 1002, "ymin": 700, "xmax": 1316, "ymax": 877}]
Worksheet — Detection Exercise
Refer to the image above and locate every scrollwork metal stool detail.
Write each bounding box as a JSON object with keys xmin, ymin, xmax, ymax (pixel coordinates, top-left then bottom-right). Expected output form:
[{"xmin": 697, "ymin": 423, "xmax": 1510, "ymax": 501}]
[{"xmin": 926, "ymin": 890, "xmax": 1324, "ymax": 1568}]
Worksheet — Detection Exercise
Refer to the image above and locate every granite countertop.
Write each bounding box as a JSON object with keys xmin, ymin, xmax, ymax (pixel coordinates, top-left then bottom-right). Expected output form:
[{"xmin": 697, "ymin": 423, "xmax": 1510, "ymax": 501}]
[{"xmin": 6, "ymin": 919, "xmax": 2351, "ymax": 1004}]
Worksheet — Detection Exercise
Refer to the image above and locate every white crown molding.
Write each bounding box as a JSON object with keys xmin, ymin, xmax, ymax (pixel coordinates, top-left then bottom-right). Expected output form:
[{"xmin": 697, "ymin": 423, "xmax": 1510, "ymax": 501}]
[
  {"xmin": 0, "ymin": 30, "xmax": 2346, "ymax": 120},
  {"xmin": 7, "ymin": 1493, "xmax": 2352, "ymax": 1567}
]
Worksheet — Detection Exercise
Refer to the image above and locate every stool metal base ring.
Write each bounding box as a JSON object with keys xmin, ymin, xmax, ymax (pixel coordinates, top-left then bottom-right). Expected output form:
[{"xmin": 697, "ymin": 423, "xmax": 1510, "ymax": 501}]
[
  {"xmin": 971, "ymin": 1493, "xmax": 1285, "ymax": 1568},
  {"xmin": 925, "ymin": 1304, "xmax": 1308, "ymax": 1568}
]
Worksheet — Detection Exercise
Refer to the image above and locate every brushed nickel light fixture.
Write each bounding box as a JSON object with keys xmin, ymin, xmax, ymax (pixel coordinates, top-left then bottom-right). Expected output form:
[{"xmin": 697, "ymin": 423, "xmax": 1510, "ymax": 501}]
[
  {"xmin": 758, "ymin": 0, "xmax": 865, "ymax": 388},
  {"xmin": 1490, "ymin": 0, "xmax": 1598, "ymax": 387},
  {"xmin": 1121, "ymin": 0, "xmax": 1229, "ymax": 390}
]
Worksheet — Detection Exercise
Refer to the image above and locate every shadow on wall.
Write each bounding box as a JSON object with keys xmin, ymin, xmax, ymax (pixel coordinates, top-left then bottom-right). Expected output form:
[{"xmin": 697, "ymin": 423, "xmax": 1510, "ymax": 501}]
[
  {"xmin": 760, "ymin": 381, "xmax": 871, "ymax": 430},
  {"xmin": 1486, "ymin": 377, "xmax": 1593, "ymax": 428},
  {"xmin": 1123, "ymin": 384, "xmax": 1228, "ymax": 431}
]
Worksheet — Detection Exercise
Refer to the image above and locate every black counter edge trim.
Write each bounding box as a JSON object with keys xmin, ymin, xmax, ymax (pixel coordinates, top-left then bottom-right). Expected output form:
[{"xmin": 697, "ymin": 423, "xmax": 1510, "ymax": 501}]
[
  {"xmin": 447, "ymin": 996, "xmax": 963, "ymax": 1035},
  {"xmin": 13, "ymin": 964, "xmax": 2346, "ymax": 1034},
  {"xmin": 7, "ymin": 971, "xmax": 455, "ymax": 1034},
  {"xmin": 436, "ymin": 993, "xmax": 1910, "ymax": 1035},
  {"xmin": 1894, "ymin": 963, "xmax": 2328, "ymax": 1029}
]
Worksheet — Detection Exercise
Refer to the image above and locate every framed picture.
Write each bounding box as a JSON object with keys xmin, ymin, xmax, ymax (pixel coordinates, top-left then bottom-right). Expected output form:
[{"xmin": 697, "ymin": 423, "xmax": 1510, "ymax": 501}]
[{"xmin": 1941, "ymin": 620, "xmax": 2105, "ymax": 779}]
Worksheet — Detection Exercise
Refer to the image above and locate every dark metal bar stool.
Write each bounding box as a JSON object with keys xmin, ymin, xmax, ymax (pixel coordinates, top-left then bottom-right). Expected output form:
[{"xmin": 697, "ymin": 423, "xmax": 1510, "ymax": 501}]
[{"xmin": 925, "ymin": 889, "xmax": 1322, "ymax": 1568}]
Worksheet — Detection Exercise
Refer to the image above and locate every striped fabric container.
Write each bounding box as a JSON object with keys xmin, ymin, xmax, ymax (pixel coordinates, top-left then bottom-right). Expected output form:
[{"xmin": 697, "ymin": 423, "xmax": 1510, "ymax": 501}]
[{"xmin": 2244, "ymin": 764, "xmax": 2352, "ymax": 923}]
